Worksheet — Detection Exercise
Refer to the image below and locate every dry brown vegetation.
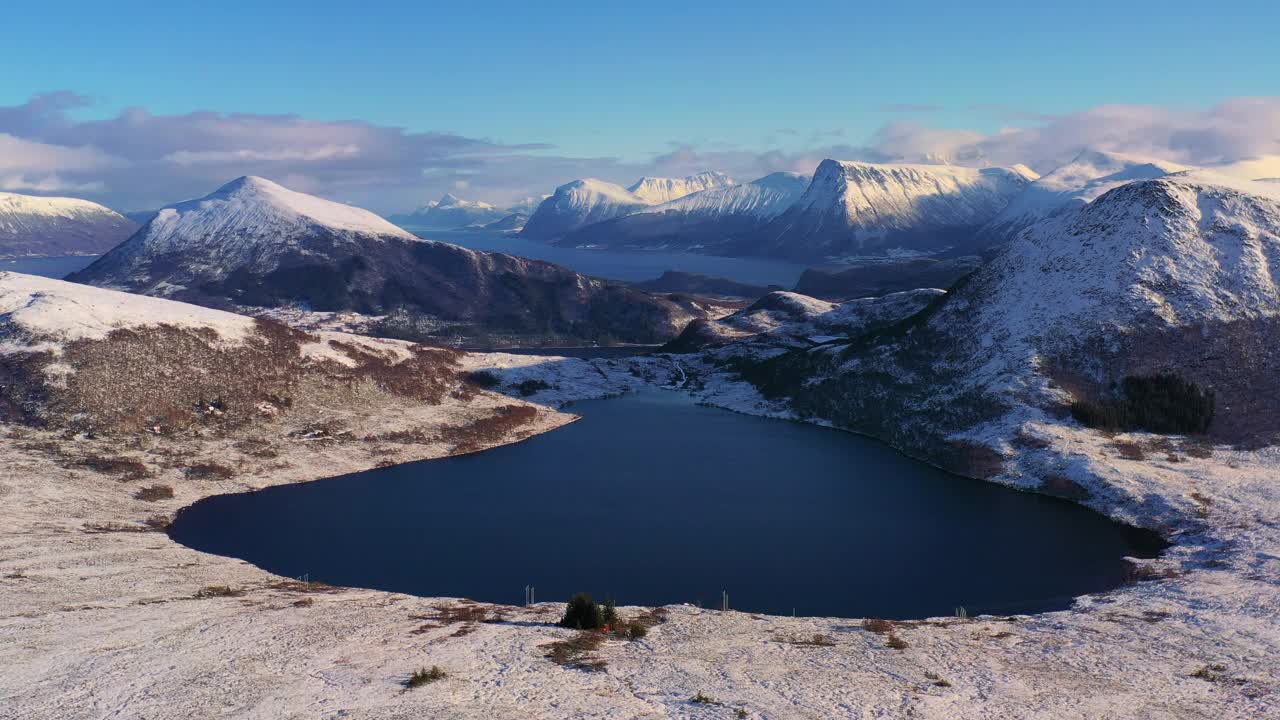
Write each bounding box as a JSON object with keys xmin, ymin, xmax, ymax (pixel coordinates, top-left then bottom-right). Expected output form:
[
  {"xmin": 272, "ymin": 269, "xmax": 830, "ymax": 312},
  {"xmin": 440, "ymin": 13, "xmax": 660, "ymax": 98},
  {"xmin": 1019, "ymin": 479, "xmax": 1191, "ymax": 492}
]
[
  {"xmin": 543, "ymin": 631, "xmax": 607, "ymax": 671},
  {"xmin": 1, "ymin": 319, "xmax": 466, "ymax": 437},
  {"xmin": 437, "ymin": 405, "xmax": 539, "ymax": 453},
  {"xmin": 184, "ymin": 462, "xmax": 236, "ymax": 481},
  {"xmin": 133, "ymin": 484, "xmax": 174, "ymax": 501},
  {"xmin": 773, "ymin": 633, "xmax": 835, "ymax": 647},
  {"xmin": 1040, "ymin": 474, "xmax": 1091, "ymax": 500},
  {"xmin": 194, "ymin": 585, "xmax": 245, "ymax": 598},
  {"xmin": 862, "ymin": 618, "xmax": 894, "ymax": 634},
  {"xmin": 1110, "ymin": 440, "xmax": 1147, "ymax": 461},
  {"xmin": 75, "ymin": 455, "xmax": 149, "ymax": 480}
]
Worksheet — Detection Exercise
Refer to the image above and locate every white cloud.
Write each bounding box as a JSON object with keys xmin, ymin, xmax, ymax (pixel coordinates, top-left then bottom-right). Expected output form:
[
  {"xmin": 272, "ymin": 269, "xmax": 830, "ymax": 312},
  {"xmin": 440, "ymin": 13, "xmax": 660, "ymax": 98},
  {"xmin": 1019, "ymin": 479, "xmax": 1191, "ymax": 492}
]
[
  {"xmin": 163, "ymin": 144, "xmax": 360, "ymax": 166},
  {"xmin": 0, "ymin": 92, "xmax": 1277, "ymax": 212}
]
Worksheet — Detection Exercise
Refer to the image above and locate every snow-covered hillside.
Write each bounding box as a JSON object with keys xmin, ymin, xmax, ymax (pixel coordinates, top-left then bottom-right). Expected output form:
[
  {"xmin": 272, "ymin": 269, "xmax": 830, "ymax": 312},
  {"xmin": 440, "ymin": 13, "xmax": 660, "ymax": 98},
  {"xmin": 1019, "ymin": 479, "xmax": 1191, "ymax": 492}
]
[
  {"xmin": 519, "ymin": 178, "xmax": 650, "ymax": 239},
  {"xmin": 668, "ymin": 288, "xmax": 941, "ymax": 351},
  {"xmin": 391, "ymin": 193, "xmax": 509, "ymax": 229},
  {"xmin": 969, "ymin": 171, "xmax": 1280, "ymax": 364},
  {"xmin": 754, "ymin": 160, "xmax": 1036, "ymax": 260},
  {"xmin": 479, "ymin": 212, "xmax": 527, "ymax": 232},
  {"xmin": 984, "ymin": 150, "xmax": 1189, "ymax": 239},
  {"xmin": 68, "ymin": 177, "xmax": 714, "ymax": 345},
  {"xmin": 626, "ymin": 171, "xmax": 736, "ymax": 204},
  {"xmin": 0, "ymin": 192, "xmax": 137, "ymax": 258},
  {"xmin": 520, "ymin": 171, "xmax": 737, "ymax": 239},
  {"xmin": 557, "ymin": 172, "xmax": 810, "ymax": 251}
]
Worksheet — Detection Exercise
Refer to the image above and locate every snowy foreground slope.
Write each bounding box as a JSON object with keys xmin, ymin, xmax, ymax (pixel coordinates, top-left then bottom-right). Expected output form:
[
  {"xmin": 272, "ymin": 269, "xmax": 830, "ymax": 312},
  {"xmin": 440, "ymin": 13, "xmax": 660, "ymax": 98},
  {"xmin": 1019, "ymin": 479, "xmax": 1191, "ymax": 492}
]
[
  {"xmin": 0, "ymin": 191, "xmax": 137, "ymax": 257},
  {"xmin": 2, "ymin": 263, "xmax": 1279, "ymax": 718},
  {"xmin": 68, "ymin": 176, "xmax": 714, "ymax": 345}
]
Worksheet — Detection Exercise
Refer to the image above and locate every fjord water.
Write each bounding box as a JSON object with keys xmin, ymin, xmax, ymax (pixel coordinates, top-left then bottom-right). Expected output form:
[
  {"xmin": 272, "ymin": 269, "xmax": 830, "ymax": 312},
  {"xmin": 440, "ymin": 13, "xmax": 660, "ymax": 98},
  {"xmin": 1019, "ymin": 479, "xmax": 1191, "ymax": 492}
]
[
  {"xmin": 412, "ymin": 229, "xmax": 811, "ymax": 286},
  {"xmin": 2, "ymin": 255, "xmax": 99, "ymax": 278},
  {"xmin": 169, "ymin": 389, "xmax": 1163, "ymax": 619}
]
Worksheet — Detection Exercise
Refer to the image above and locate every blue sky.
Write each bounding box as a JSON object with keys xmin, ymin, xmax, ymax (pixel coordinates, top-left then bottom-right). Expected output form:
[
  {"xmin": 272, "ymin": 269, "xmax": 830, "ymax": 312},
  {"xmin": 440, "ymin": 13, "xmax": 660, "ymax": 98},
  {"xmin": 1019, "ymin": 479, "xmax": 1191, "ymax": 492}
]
[{"xmin": 1, "ymin": 1, "xmax": 1278, "ymax": 210}]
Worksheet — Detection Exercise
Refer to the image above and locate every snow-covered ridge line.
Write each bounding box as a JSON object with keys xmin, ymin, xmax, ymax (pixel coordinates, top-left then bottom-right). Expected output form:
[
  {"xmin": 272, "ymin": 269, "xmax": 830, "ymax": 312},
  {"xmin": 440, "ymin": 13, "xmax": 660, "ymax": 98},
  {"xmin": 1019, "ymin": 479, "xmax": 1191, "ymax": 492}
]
[
  {"xmin": 520, "ymin": 171, "xmax": 736, "ymax": 238},
  {"xmin": 0, "ymin": 271, "xmax": 255, "ymax": 345},
  {"xmin": 626, "ymin": 171, "xmax": 737, "ymax": 204},
  {"xmin": 140, "ymin": 176, "xmax": 415, "ymax": 249},
  {"xmin": 0, "ymin": 191, "xmax": 138, "ymax": 258}
]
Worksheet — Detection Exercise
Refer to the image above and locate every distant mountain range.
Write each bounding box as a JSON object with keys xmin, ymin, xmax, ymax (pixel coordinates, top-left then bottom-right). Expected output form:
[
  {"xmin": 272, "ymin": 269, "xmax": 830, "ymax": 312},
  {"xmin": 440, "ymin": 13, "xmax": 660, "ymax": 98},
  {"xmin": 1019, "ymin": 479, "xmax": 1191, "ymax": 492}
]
[
  {"xmin": 519, "ymin": 162, "xmax": 1036, "ymax": 261},
  {"xmin": 0, "ymin": 192, "xmax": 137, "ymax": 258},
  {"xmin": 69, "ymin": 177, "xmax": 715, "ymax": 345},
  {"xmin": 520, "ymin": 171, "xmax": 738, "ymax": 239},
  {"xmin": 512, "ymin": 151, "xmax": 1280, "ymax": 264},
  {"xmin": 557, "ymin": 172, "xmax": 810, "ymax": 253},
  {"xmin": 389, "ymin": 193, "xmax": 511, "ymax": 230}
]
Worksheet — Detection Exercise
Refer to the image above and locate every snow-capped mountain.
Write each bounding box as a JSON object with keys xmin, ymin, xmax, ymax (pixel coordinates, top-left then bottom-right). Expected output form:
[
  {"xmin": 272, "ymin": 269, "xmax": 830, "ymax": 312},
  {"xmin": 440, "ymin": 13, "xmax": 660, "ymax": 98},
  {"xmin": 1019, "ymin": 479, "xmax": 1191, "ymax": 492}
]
[
  {"xmin": 983, "ymin": 149, "xmax": 1189, "ymax": 239},
  {"xmin": 69, "ymin": 176, "xmax": 713, "ymax": 344},
  {"xmin": 626, "ymin": 171, "xmax": 737, "ymax": 204},
  {"xmin": 391, "ymin": 193, "xmax": 509, "ymax": 229},
  {"xmin": 753, "ymin": 160, "xmax": 1037, "ymax": 260},
  {"xmin": 965, "ymin": 171, "xmax": 1280, "ymax": 357},
  {"xmin": 0, "ymin": 192, "xmax": 138, "ymax": 258},
  {"xmin": 557, "ymin": 172, "xmax": 810, "ymax": 251},
  {"xmin": 480, "ymin": 213, "xmax": 528, "ymax": 232},
  {"xmin": 519, "ymin": 178, "xmax": 651, "ymax": 239},
  {"xmin": 520, "ymin": 172, "xmax": 737, "ymax": 239}
]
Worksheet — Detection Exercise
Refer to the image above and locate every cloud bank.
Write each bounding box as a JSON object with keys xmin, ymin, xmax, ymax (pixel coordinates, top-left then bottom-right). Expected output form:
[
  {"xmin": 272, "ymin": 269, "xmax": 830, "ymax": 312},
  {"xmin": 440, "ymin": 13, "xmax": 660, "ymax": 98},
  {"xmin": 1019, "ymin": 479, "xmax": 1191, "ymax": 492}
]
[{"xmin": 1, "ymin": 92, "xmax": 1277, "ymax": 214}]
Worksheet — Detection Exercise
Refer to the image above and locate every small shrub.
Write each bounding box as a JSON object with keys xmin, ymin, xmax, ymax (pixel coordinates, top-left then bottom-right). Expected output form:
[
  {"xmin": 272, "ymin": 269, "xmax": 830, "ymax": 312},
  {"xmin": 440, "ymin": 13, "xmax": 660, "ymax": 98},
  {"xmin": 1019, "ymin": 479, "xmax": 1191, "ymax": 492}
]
[
  {"xmin": 1182, "ymin": 440, "xmax": 1214, "ymax": 459},
  {"xmin": 404, "ymin": 665, "xmax": 446, "ymax": 689},
  {"xmin": 886, "ymin": 633, "xmax": 908, "ymax": 650},
  {"xmin": 133, "ymin": 484, "xmax": 174, "ymax": 502},
  {"xmin": 516, "ymin": 379, "xmax": 552, "ymax": 397},
  {"xmin": 77, "ymin": 455, "xmax": 149, "ymax": 480},
  {"xmin": 544, "ymin": 631, "xmax": 606, "ymax": 671},
  {"xmin": 691, "ymin": 692, "xmax": 720, "ymax": 705},
  {"xmin": 465, "ymin": 370, "xmax": 502, "ymax": 388},
  {"xmin": 195, "ymin": 585, "xmax": 244, "ymax": 598},
  {"xmin": 1191, "ymin": 664, "xmax": 1228, "ymax": 682},
  {"xmin": 560, "ymin": 592, "xmax": 603, "ymax": 630},
  {"xmin": 1110, "ymin": 441, "xmax": 1146, "ymax": 461},
  {"xmin": 773, "ymin": 633, "xmax": 835, "ymax": 646},
  {"xmin": 185, "ymin": 462, "xmax": 235, "ymax": 481},
  {"xmin": 601, "ymin": 597, "xmax": 618, "ymax": 628},
  {"xmin": 924, "ymin": 671, "xmax": 952, "ymax": 687},
  {"xmin": 862, "ymin": 618, "xmax": 894, "ymax": 634}
]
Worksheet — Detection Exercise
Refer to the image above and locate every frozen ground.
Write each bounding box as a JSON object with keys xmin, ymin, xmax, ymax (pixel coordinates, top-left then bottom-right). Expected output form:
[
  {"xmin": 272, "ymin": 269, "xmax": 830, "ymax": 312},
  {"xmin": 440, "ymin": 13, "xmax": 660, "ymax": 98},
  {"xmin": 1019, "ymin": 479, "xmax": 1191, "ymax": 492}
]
[{"xmin": 2, "ymin": 276, "xmax": 1278, "ymax": 718}]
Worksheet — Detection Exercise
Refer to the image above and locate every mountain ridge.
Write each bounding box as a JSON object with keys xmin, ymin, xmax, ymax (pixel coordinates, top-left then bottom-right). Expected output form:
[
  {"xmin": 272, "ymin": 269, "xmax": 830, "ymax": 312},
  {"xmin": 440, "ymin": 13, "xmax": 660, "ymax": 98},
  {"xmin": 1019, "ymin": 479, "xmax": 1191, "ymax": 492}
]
[{"xmin": 0, "ymin": 191, "xmax": 138, "ymax": 258}]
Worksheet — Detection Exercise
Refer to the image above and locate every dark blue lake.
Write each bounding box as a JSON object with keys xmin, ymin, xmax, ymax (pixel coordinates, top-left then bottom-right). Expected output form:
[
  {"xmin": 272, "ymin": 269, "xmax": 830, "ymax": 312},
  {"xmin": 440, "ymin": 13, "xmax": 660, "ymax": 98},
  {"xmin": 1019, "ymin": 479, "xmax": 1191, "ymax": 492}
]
[{"xmin": 169, "ymin": 389, "xmax": 1163, "ymax": 619}]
